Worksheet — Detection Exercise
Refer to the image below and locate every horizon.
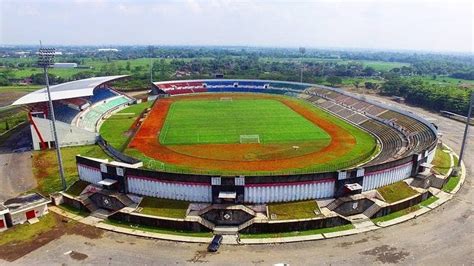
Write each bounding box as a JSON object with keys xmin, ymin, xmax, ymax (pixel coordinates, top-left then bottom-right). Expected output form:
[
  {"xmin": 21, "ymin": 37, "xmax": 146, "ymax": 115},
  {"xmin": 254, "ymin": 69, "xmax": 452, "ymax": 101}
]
[{"xmin": 1, "ymin": 0, "xmax": 473, "ymax": 54}]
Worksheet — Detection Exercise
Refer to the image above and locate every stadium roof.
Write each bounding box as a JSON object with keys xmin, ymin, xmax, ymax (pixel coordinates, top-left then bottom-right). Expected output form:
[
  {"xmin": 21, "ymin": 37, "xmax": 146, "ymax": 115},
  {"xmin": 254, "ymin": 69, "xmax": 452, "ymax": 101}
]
[{"xmin": 12, "ymin": 75, "xmax": 128, "ymax": 106}]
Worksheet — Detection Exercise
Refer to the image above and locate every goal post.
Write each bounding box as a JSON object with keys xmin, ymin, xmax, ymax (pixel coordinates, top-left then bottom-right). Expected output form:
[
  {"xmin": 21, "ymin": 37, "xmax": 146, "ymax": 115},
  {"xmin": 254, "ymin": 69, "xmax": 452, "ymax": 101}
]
[{"xmin": 240, "ymin": 134, "xmax": 260, "ymax": 144}]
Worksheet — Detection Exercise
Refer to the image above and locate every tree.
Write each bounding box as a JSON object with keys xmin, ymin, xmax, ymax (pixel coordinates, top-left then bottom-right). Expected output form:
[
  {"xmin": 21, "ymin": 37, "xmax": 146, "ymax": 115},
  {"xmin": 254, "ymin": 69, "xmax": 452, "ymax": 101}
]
[
  {"xmin": 326, "ymin": 76, "xmax": 342, "ymax": 86},
  {"xmin": 365, "ymin": 81, "xmax": 380, "ymax": 91},
  {"xmin": 353, "ymin": 80, "xmax": 361, "ymax": 88},
  {"xmin": 363, "ymin": 66, "xmax": 376, "ymax": 76}
]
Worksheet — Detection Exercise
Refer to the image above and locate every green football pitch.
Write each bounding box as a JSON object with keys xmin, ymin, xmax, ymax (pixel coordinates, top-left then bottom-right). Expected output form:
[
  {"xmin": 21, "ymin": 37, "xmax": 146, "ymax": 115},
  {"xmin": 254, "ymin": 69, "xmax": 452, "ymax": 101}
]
[{"xmin": 159, "ymin": 99, "xmax": 331, "ymax": 145}]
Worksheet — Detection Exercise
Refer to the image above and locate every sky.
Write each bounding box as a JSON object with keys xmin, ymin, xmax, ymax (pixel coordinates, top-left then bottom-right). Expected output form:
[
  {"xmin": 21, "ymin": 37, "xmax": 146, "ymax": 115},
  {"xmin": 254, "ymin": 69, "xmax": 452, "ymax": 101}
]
[{"xmin": 0, "ymin": 0, "xmax": 473, "ymax": 53}]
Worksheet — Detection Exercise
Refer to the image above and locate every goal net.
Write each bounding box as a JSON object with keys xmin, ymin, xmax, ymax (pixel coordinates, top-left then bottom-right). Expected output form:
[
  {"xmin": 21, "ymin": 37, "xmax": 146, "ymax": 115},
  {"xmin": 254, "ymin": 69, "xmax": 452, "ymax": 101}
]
[
  {"xmin": 220, "ymin": 97, "xmax": 233, "ymax": 101},
  {"xmin": 240, "ymin": 134, "xmax": 260, "ymax": 144}
]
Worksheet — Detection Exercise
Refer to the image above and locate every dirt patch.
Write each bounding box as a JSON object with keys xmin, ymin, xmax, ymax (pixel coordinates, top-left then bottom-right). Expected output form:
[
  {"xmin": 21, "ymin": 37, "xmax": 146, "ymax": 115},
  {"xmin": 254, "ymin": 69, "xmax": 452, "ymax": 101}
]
[
  {"xmin": 0, "ymin": 91, "xmax": 29, "ymax": 107},
  {"xmin": 187, "ymin": 250, "xmax": 211, "ymax": 263},
  {"xmin": 69, "ymin": 251, "xmax": 89, "ymax": 261},
  {"xmin": 128, "ymin": 93, "xmax": 361, "ymax": 173},
  {"xmin": 336, "ymin": 237, "xmax": 369, "ymax": 248},
  {"xmin": 360, "ymin": 244, "xmax": 410, "ymax": 264},
  {"xmin": 0, "ymin": 213, "xmax": 103, "ymax": 262}
]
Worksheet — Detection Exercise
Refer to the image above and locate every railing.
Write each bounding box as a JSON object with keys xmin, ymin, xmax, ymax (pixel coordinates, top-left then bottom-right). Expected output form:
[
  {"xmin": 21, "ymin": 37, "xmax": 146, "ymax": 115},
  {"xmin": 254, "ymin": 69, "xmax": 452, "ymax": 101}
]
[
  {"xmin": 97, "ymin": 136, "xmax": 140, "ymax": 164},
  {"xmin": 125, "ymin": 144, "xmax": 376, "ymax": 177}
]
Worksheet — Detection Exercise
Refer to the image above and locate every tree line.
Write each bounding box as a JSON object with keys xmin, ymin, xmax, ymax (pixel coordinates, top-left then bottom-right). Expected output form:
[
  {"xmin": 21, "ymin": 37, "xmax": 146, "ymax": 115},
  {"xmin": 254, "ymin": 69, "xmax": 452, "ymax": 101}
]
[{"xmin": 380, "ymin": 77, "xmax": 472, "ymax": 115}]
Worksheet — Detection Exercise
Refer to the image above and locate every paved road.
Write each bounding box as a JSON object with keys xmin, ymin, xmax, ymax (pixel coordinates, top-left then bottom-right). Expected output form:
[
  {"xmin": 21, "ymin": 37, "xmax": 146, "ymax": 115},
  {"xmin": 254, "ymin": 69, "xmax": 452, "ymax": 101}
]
[
  {"xmin": 4, "ymin": 97, "xmax": 473, "ymax": 265},
  {"xmin": 0, "ymin": 125, "xmax": 36, "ymax": 201}
]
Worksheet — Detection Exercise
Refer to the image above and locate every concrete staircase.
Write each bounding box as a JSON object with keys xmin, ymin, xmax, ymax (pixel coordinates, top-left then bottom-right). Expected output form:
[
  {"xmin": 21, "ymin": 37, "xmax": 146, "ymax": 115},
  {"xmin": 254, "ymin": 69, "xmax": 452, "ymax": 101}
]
[
  {"xmin": 80, "ymin": 197, "xmax": 98, "ymax": 213},
  {"xmin": 326, "ymin": 198, "xmax": 344, "ymax": 211},
  {"xmin": 363, "ymin": 203, "xmax": 382, "ymax": 218},
  {"xmin": 346, "ymin": 214, "xmax": 376, "ymax": 229},
  {"xmin": 112, "ymin": 192, "xmax": 135, "ymax": 207},
  {"xmin": 213, "ymin": 226, "xmax": 240, "ymax": 235},
  {"xmin": 90, "ymin": 208, "xmax": 112, "ymax": 220}
]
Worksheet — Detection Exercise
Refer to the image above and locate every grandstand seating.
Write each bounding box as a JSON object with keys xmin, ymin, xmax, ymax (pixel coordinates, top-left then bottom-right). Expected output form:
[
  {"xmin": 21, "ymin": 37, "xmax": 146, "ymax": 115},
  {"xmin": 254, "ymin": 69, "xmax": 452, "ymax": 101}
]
[
  {"xmin": 378, "ymin": 110, "xmax": 436, "ymax": 153},
  {"xmin": 52, "ymin": 102, "xmax": 80, "ymax": 124},
  {"xmin": 268, "ymin": 82, "xmax": 310, "ymax": 91},
  {"xmin": 77, "ymin": 96, "xmax": 130, "ymax": 132},
  {"xmin": 359, "ymin": 120, "xmax": 406, "ymax": 164},
  {"xmin": 346, "ymin": 113, "xmax": 368, "ymax": 125},
  {"xmin": 156, "ymin": 81, "xmax": 206, "ymax": 95},
  {"xmin": 89, "ymin": 88, "xmax": 118, "ymax": 103}
]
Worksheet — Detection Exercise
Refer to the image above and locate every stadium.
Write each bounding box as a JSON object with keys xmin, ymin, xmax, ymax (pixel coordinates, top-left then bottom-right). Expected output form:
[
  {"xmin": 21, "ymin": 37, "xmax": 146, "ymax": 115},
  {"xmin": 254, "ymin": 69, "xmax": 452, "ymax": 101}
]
[{"xmin": 11, "ymin": 77, "xmax": 439, "ymax": 233}]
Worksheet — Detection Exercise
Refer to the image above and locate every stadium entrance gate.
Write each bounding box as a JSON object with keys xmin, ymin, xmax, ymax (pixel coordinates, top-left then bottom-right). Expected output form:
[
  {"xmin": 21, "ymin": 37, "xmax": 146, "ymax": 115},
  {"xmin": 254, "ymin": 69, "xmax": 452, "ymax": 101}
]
[{"xmin": 211, "ymin": 177, "xmax": 245, "ymax": 204}]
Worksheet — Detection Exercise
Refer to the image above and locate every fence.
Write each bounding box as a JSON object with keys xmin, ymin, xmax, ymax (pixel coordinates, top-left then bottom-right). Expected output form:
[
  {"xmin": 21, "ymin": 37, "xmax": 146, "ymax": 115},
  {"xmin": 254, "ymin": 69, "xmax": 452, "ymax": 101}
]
[{"xmin": 97, "ymin": 136, "xmax": 140, "ymax": 164}]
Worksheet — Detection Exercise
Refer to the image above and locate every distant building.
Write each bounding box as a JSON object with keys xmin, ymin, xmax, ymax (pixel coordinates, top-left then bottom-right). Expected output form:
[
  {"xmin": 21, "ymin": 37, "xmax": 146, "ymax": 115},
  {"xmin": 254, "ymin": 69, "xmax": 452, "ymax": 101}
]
[
  {"xmin": 2, "ymin": 193, "xmax": 51, "ymax": 226},
  {"xmin": 172, "ymin": 70, "xmax": 191, "ymax": 78},
  {"xmin": 35, "ymin": 51, "xmax": 62, "ymax": 56},
  {"xmin": 53, "ymin": 62, "xmax": 78, "ymax": 68},
  {"xmin": 19, "ymin": 77, "xmax": 33, "ymax": 85},
  {"xmin": 98, "ymin": 48, "xmax": 119, "ymax": 52}
]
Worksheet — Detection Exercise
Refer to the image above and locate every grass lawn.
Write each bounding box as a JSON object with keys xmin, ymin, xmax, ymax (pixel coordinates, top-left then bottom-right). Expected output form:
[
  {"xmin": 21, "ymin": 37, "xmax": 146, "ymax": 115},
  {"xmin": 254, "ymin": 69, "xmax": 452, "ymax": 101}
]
[
  {"xmin": 432, "ymin": 147, "xmax": 452, "ymax": 175},
  {"xmin": 441, "ymin": 155, "xmax": 462, "ymax": 193},
  {"xmin": 57, "ymin": 204, "xmax": 89, "ymax": 217},
  {"xmin": 240, "ymin": 224, "xmax": 355, "ymax": 239},
  {"xmin": 268, "ymin": 200, "xmax": 321, "ymax": 220},
  {"xmin": 0, "ymin": 85, "xmax": 42, "ymax": 93},
  {"xmin": 0, "ymin": 107, "xmax": 28, "ymax": 135},
  {"xmin": 419, "ymin": 196, "xmax": 439, "ymax": 207},
  {"xmin": 160, "ymin": 99, "xmax": 330, "ymax": 145},
  {"xmin": 137, "ymin": 197, "xmax": 189, "ymax": 219},
  {"xmin": 104, "ymin": 218, "xmax": 212, "ymax": 237},
  {"xmin": 377, "ymin": 181, "xmax": 418, "ymax": 203},
  {"xmin": 371, "ymin": 205, "xmax": 421, "ymax": 223},
  {"xmin": 410, "ymin": 75, "xmax": 474, "ymax": 88},
  {"xmin": 443, "ymin": 175, "xmax": 461, "ymax": 193},
  {"xmin": 32, "ymin": 145, "xmax": 111, "ymax": 195},
  {"xmin": 0, "ymin": 214, "xmax": 57, "ymax": 246},
  {"xmin": 99, "ymin": 101, "xmax": 152, "ymax": 151},
  {"xmin": 64, "ymin": 180, "xmax": 90, "ymax": 196}
]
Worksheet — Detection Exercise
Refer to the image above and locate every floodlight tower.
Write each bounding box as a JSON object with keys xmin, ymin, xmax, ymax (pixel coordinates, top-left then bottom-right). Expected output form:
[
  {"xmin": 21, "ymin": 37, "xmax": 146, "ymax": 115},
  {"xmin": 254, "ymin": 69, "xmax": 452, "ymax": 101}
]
[
  {"xmin": 455, "ymin": 92, "xmax": 474, "ymax": 174},
  {"xmin": 38, "ymin": 46, "xmax": 67, "ymax": 190}
]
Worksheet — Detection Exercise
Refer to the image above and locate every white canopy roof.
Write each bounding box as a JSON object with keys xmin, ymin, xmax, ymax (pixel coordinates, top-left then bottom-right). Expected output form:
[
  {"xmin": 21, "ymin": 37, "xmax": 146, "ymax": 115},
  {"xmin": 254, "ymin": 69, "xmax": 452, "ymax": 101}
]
[
  {"xmin": 98, "ymin": 179, "xmax": 118, "ymax": 186},
  {"xmin": 218, "ymin": 191, "xmax": 237, "ymax": 199},
  {"xmin": 12, "ymin": 75, "xmax": 128, "ymax": 106}
]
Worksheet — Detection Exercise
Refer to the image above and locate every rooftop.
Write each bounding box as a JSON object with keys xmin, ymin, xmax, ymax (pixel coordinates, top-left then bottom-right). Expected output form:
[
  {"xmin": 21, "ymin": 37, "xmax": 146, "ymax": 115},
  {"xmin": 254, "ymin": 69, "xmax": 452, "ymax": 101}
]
[
  {"xmin": 3, "ymin": 193, "xmax": 50, "ymax": 213},
  {"xmin": 0, "ymin": 204, "xmax": 7, "ymax": 215},
  {"xmin": 12, "ymin": 75, "xmax": 128, "ymax": 106}
]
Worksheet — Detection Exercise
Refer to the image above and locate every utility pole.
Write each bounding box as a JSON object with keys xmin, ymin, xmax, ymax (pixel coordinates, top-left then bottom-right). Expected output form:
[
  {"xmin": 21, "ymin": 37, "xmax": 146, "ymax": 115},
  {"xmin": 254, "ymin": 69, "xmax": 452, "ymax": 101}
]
[
  {"xmin": 148, "ymin": 45, "xmax": 154, "ymax": 83},
  {"xmin": 299, "ymin": 47, "xmax": 306, "ymax": 83},
  {"xmin": 150, "ymin": 58, "xmax": 153, "ymax": 83},
  {"xmin": 38, "ymin": 44, "xmax": 67, "ymax": 190},
  {"xmin": 455, "ymin": 92, "xmax": 474, "ymax": 174}
]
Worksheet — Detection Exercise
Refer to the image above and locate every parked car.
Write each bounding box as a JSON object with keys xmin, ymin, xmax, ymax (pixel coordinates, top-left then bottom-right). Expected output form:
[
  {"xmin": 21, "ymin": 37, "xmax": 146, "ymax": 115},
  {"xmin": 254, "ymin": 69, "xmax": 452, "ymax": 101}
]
[{"xmin": 207, "ymin": 235, "xmax": 223, "ymax": 252}]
